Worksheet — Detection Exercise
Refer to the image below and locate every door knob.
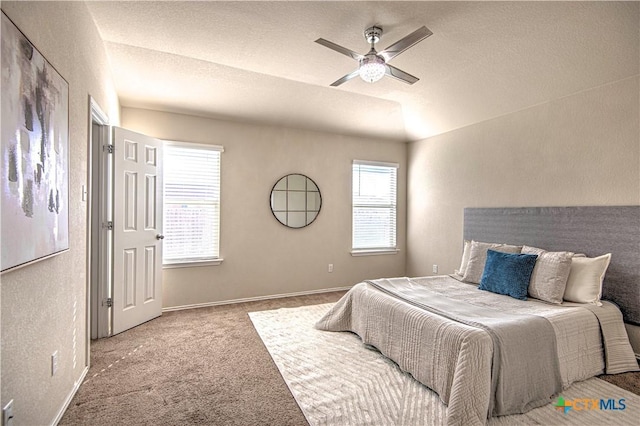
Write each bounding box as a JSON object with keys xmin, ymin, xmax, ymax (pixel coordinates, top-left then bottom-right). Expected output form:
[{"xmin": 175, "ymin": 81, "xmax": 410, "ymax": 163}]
[{"xmin": 156, "ymin": 234, "xmax": 165, "ymax": 240}]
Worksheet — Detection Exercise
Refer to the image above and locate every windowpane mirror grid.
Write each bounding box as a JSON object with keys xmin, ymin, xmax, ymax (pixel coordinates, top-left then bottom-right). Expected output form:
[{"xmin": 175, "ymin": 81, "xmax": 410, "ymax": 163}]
[
  {"xmin": 270, "ymin": 174, "xmax": 321, "ymax": 228},
  {"xmin": 287, "ymin": 174, "xmax": 307, "ymax": 191},
  {"xmin": 272, "ymin": 191, "xmax": 287, "ymax": 210},
  {"xmin": 287, "ymin": 191, "xmax": 306, "ymax": 211},
  {"xmin": 307, "ymin": 211, "xmax": 319, "ymax": 223},
  {"xmin": 163, "ymin": 143, "xmax": 222, "ymax": 264},
  {"xmin": 352, "ymin": 161, "xmax": 398, "ymax": 251},
  {"xmin": 287, "ymin": 212, "xmax": 306, "ymax": 228},
  {"xmin": 307, "ymin": 192, "xmax": 321, "ymax": 212}
]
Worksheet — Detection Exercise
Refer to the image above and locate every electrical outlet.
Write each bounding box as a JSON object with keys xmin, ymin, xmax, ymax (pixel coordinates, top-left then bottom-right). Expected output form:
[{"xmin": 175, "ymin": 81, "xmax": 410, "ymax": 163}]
[
  {"xmin": 51, "ymin": 351, "xmax": 58, "ymax": 376},
  {"xmin": 432, "ymin": 264, "xmax": 438, "ymax": 274},
  {"xmin": 328, "ymin": 264, "xmax": 334, "ymax": 273},
  {"xmin": 3, "ymin": 399, "xmax": 14, "ymax": 426}
]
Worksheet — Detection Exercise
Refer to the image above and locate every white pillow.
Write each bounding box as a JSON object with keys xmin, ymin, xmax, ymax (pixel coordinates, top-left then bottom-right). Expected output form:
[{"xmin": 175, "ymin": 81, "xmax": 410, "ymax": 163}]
[
  {"xmin": 455, "ymin": 240, "xmax": 471, "ymax": 276},
  {"xmin": 522, "ymin": 245, "xmax": 573, "ymax": 305},
  {"xmin": 461, "ymin": 240, "xmax": 522, "ymax": 284},
  {"xmin": 563, "ymin": 253, "xmax": 612, "ymax": 305}
]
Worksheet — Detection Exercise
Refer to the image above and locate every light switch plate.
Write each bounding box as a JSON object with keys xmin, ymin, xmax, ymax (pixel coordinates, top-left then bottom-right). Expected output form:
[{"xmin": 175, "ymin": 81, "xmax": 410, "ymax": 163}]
[{"xmin": 51, "ymin": 351, "xmax": 58, "ymax": 376}]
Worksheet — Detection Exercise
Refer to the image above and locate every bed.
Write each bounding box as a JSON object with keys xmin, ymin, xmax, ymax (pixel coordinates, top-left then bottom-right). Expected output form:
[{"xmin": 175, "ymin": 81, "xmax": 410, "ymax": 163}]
[{"xmin": 316, "ymin": 206, "xmax": 640, "ymax": 426}]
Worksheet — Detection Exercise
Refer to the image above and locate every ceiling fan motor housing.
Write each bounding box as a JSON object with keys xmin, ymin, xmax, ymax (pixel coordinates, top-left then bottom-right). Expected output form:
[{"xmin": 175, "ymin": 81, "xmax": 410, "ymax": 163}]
[{"xmin": 364, "ymin": 26, "xmax": 383, "ymax": 44}]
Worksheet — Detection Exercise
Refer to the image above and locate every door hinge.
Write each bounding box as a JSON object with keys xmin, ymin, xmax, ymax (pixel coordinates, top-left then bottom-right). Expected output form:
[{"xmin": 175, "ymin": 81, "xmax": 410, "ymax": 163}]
[
  {"xmin": 104, "ymin": 144, "xmax": 114, "ymax": 154},
  {"xmin": 104, "ymin": 298, "xmax": 113, "ymax": 308},
  {"xmin": 104, "ymin": 221, "xmax": 114, "ymax": 230}
]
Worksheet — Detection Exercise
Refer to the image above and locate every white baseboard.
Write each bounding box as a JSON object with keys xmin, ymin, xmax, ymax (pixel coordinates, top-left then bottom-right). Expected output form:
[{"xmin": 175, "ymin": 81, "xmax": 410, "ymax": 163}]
[
  {"xmin": 51, "ymin": 366, "xmax": 88, "ymax": 425},
  {"xmin": 162, "ymin": 286, "xmax": 352, "ymax": 312}
]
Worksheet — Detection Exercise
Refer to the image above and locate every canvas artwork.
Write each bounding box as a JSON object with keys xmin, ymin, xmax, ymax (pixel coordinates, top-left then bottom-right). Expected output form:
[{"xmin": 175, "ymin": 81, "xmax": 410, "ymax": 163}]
[{"xmin": 1, "ymin": 12, "xmax": 70, "ymax": 272}]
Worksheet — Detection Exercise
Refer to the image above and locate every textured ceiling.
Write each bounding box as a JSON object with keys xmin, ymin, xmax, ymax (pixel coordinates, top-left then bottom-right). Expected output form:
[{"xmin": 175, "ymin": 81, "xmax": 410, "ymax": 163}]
[{"xmin": 87, "ymin": 1, "xmax": 639, "ymax": 142}]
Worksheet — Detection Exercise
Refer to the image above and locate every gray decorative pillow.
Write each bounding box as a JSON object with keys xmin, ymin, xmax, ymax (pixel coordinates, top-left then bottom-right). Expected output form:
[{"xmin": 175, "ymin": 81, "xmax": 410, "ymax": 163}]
[
  {"xmin": 522, "ymin": 245, "xmax": 573, "ymax": 304},
  {"xmin": 563, "ymin": 253, "xmax": 611, "ymax": 305},
  {"xmin": 461, "ymin": 241, "xmax": 522, "ymax": 284},
  {"xmin": 455, "ymin": 240, "xmax": 471, "ymax": 276}
]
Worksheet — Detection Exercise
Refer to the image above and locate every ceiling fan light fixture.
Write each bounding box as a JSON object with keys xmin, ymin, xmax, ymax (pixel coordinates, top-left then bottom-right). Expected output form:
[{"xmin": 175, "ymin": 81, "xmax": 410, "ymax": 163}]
[
  {"xmin": 359, "ymin": 54, "xmax": 386, "ymax": 83},
  {"xmin": 316, "ymin": 25, "xmax": 431, "ymax": 86}
]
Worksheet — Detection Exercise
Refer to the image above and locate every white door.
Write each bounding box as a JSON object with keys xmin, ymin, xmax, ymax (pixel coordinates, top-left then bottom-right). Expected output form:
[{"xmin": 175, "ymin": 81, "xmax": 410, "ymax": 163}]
[{"xmin": 112, "ymin": 127, "xmax": 163, "ymax": 335}]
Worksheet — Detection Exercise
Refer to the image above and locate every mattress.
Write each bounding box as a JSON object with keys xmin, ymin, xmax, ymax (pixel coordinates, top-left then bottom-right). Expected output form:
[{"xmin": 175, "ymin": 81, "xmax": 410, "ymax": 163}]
[{"xmin": 316, "ymin": 275, "xmax": 639, "ymax": 426}]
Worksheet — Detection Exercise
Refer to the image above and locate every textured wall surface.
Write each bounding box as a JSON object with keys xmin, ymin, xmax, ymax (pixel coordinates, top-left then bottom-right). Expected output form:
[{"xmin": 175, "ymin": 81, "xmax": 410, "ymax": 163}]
[
  {"xmin": 0, "ymin": 2, "xmax": 119, "ymax": 424},
  {"xmin": 407, "ymin": 76, "xmax": 640, "ymax": 277},
  {"xmin": 406, "ymin": 76, "xmax": 640, "ymax": 348},
  {"xmin": 2, "ymin": 2, "xmax": 638, "ymax": 423},
  {"xmin": 122, "ymin": 108, "xmax": 407, "ymax": 309}
]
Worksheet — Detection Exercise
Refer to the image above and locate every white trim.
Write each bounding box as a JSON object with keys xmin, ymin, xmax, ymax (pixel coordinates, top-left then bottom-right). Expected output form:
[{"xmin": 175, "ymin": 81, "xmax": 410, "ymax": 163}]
[
  {"xmin": 162, "ymin": 286, "xmax": 352, "ymax": 312},
  {"xmin": 90, "ymin": 96, "xmax": 109, "ymax": 124},
  {"xmin": 163, "ymin": 258, "xmax": 224, "ymax": 269},
  {"xmin": 351, "ymin": 249, "xmax": 400, "ymax": 256},
  {"xmin": 164, "ymin": 139, "xmax": 224, "ymax": 152},
  {"xmin": 162, "ymin": 143, "xmax": 222, "ymax": 264},
  {"xmin": 50, "ymin": 366, "xmax": 89, "ymax": 426},
  {"xmin": 352, "ymin": 159, "xmax": 399, "ymax": 168},
  {"xmin": 351, "ymin": 161, "xmax": 398, "ymax": 252},
  {"xmin": 88, "ymin": 96, "xmax": 111, "ymax": 344}
]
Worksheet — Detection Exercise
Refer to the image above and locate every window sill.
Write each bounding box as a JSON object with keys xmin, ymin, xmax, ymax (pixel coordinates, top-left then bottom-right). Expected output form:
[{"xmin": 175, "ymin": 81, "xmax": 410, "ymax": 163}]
[
  {"xmin": 350, "ymin": 249, "xmax": 399, "ymax": 257},
  {"xmin": 163, "ymin": 258, "xmax": 224, "ymax": 269}
]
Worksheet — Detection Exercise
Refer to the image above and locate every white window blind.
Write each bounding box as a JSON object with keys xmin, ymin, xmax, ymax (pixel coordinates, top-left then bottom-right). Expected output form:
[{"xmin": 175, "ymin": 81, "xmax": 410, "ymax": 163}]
[
  {"xmin": 352, "ymin": 160, "xmax": 398, "ymax": 251},
  {"xmin": 163, "ymin": 142, "xmax": 222, "ymax": 265}
]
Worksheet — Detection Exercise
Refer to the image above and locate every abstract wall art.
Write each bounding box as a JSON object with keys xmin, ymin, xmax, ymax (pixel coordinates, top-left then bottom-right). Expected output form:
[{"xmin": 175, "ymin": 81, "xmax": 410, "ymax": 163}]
[{"xmin": 1, "ymin": 12, "xmax": 69, "ymax": 272}]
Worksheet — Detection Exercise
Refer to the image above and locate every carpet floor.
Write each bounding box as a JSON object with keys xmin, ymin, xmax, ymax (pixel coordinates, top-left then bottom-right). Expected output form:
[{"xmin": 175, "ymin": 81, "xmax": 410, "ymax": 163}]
[
  {"xmin": 61, "ymin": 292, "xmax": 345, "ymax": 425},
  {"xmin": 61, "ymin": 291, "xmax": 639, "ymax": 425}
]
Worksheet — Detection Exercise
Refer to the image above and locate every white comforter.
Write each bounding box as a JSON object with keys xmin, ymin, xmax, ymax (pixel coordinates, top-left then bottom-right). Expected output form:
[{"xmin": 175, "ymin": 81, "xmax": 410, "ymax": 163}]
[{"xmin": 315, "ymin": 276, "xmax": 639, "ymax": 426}]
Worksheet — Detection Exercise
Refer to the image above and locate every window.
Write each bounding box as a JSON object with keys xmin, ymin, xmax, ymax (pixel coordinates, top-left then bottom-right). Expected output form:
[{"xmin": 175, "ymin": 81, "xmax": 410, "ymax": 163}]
[
  {"xmin": 352, "ymin": 160, "xmax": 398, "ymax": 255},
  {"xmin": 163, "ymin": 141, "xmax": 223, "ymax": 266}
]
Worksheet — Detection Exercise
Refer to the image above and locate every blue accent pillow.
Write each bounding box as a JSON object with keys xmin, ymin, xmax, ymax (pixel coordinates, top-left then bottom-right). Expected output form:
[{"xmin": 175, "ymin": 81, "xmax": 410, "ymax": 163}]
[{"xmin": 478, "ymin": 250, "xmax": 538, "ymax": 300}]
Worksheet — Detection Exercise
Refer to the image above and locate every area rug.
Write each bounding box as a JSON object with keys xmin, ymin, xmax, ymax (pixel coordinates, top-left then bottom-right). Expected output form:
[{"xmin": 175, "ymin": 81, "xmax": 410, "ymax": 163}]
[{"xmin": 249, "ymin": 303, "xmax": 640, "ymax": 426}]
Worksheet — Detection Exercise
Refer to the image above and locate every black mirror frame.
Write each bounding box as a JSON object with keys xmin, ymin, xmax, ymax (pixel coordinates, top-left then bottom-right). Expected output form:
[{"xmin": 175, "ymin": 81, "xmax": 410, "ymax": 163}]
[{"xmin": 269, "ymin": 173, "xmax": 322, "ymax": 229}]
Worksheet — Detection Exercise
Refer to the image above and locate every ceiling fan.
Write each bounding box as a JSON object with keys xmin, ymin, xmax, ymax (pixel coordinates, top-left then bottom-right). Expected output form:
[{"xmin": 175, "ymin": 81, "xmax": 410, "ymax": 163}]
[{"xmin": 315, "ymin": 25, "xmax": 433, "ymax": 87}]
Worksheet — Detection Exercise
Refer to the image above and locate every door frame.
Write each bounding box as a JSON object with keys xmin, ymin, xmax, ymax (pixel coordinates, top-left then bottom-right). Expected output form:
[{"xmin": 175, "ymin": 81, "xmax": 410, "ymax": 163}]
[{"xmin": 88, "ymin": 96, "xmax": 111, "ymax": 342}]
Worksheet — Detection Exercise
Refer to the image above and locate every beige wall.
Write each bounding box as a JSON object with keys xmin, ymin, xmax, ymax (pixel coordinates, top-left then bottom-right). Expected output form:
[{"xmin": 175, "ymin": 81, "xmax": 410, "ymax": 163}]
[
  {"xmin": 1, "ymin": 2, "xmax": 120, "ymax": 424},
  {"xmin": 406, "ymin": 76, "xmax": 640, "ymax": 277},
  {"xmin": 121, "ymin": 108, "xmax": 407, "ymax": 309},
  {"xmin": 1, "ymin": 2, "xmax": 636, "ymax": 423}
]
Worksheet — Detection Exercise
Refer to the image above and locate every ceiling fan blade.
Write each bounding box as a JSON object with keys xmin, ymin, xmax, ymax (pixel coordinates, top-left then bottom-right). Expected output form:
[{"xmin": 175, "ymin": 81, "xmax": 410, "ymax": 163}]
[
  {"xmin": 385, "ymin": 64, "xmax": 419, "ymax": 85},
  {"xmin": 315, "ymin": 38, "xmax": 364, "ymax": 61},
  {"xmin": 330, "ymin": 68, "xmax": 361, "ymax": 87},
  {"xmin": 379, "ymin": 26, "xmax": 433, "ymax": 62}
]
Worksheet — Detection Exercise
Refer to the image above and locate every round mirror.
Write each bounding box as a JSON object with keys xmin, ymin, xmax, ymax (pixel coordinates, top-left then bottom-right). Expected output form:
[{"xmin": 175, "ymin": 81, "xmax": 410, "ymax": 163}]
[{"xmin": 270, "ymin": 174, "xmax": 322, "ymax": 228}]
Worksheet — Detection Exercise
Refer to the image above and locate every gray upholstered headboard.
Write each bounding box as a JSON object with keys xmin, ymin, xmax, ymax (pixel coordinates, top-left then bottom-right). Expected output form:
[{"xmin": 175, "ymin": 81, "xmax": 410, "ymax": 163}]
[{"xmin": 463, "ymin": 206, "xmax": 640, "ymax": 325}]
